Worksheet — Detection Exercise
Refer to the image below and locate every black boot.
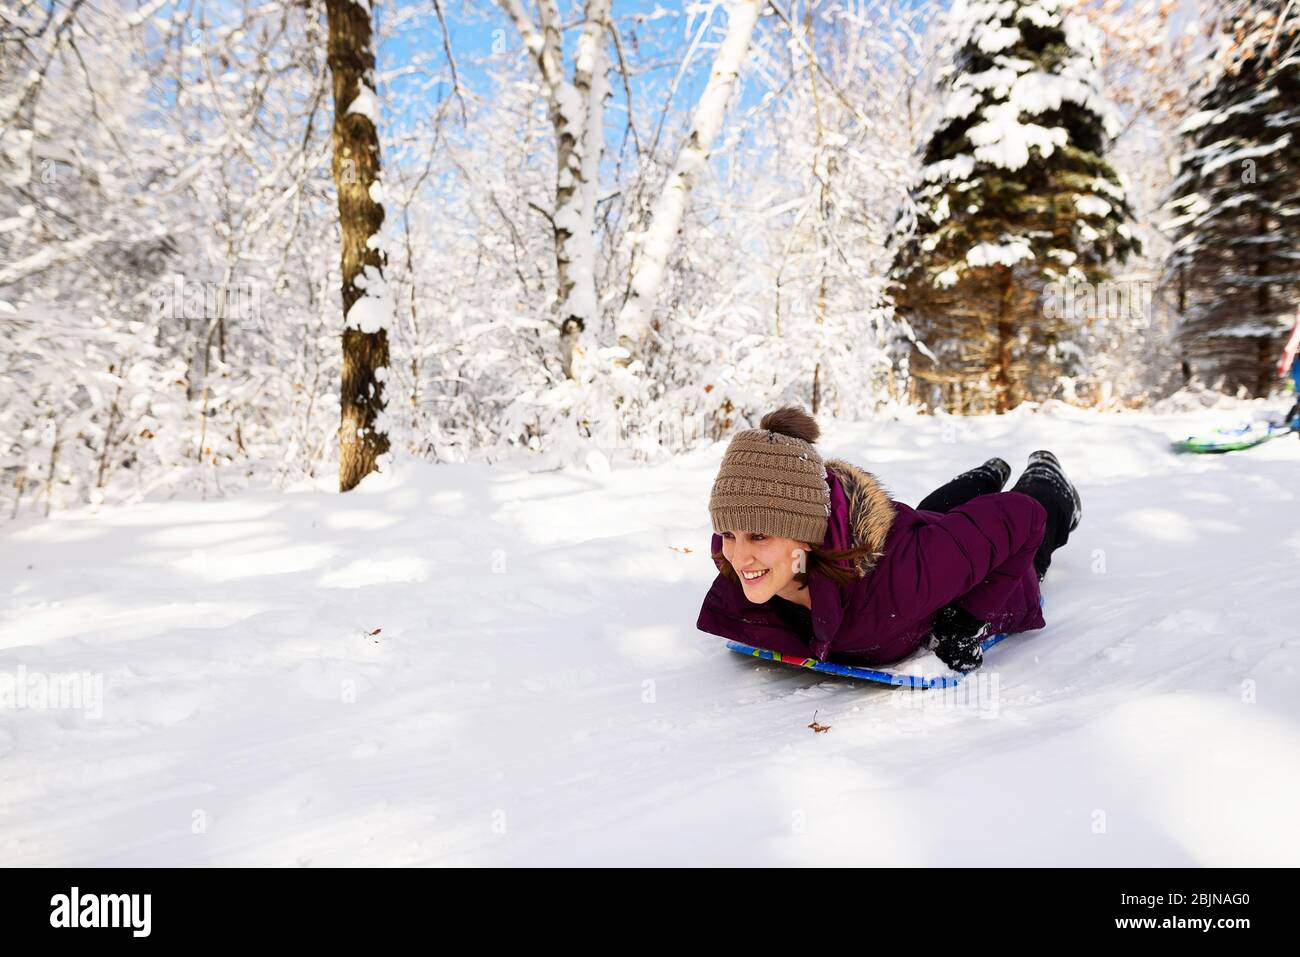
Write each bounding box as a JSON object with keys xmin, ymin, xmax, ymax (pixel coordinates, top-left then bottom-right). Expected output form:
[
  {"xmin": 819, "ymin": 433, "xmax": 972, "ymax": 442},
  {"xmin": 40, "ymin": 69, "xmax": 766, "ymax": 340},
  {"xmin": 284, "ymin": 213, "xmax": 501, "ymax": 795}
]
[
  {"xmin": 929, "ymin": 603, "xmax": 989, "ymax": 673},
  {"xmin": 1014, "ymin": 450, "xmax": 1081, "ymax": 533},
  {"xmin": 953, "ymin": 456, "xmax": 1012, "ymax": 489},
  {"xmin": 1011, "ymin": 451, "xmax": 1080, "ymax": 581},
  {"xmin": 982, "ymin": 456, "xmax": 1012, "ymax": 489},
  {"xmin": 917, "ymin": 457, "xmax": 1011, "ymax": 514}
]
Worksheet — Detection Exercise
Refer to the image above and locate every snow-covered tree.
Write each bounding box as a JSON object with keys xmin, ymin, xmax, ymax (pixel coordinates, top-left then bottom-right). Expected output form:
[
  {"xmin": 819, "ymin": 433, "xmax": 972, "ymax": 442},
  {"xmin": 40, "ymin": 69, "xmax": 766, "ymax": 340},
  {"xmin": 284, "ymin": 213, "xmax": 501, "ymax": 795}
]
[
  {"xmin": 5, "ymin": 0, "xmax": 1225, "ymax": 517},
  {"xmin": 719, "ymin": 0, "xmax": 939, "ymax": 415},
  {"xmin": 1060, "ymin": 0, "xmax": 1204, "ymax": 407},
  {"xmin": 326, "ymin": 0, "xmax": 392, "ymax": 491},
  {"xmin": 497, "ymin": 0, "xmax": 611, "ymax": 381},
  {"xmin": 1163, "ymin": 0, "xmax": 1300, "ymax": 396},
  {"xmin": 891, "ymin": 0, "xmax": 1141, "ymax": 413},
  {"xmin": 613, "ymin": 0, "xmax": 762, "ymax": 364}
]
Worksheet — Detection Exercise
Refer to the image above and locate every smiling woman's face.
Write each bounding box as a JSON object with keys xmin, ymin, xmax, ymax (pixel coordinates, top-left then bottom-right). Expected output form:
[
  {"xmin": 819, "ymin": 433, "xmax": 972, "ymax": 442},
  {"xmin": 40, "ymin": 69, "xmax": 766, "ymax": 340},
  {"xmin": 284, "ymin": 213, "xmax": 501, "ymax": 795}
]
[{"xmin": 720, "ymin": 530, "xmax": 809, "ymax": 603}]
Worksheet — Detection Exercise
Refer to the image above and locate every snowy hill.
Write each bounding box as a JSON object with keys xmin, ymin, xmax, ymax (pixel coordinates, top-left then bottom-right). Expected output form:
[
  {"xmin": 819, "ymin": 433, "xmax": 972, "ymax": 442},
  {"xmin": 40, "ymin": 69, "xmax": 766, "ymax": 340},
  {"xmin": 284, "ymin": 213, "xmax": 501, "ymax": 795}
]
[{"xmin": 3, "ymin": 405, "xmax": 1299, "ymax": 866}]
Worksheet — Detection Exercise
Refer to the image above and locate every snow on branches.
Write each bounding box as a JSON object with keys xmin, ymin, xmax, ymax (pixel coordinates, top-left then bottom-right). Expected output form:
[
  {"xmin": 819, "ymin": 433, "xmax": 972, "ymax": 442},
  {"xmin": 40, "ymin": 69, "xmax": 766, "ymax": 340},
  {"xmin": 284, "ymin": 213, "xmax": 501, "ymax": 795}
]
[{"xmin": 890, "ymin": 0, "xmax": 1141, "ymax": 412}]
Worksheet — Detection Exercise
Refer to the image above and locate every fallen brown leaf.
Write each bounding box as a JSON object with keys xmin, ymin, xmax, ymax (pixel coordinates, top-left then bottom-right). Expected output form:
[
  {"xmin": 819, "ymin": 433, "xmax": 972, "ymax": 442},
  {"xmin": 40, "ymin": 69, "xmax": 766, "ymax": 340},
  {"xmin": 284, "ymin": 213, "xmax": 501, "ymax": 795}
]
[{"xmin": 808, "ymin": 710, "xmax": 831, "ymax": 734}]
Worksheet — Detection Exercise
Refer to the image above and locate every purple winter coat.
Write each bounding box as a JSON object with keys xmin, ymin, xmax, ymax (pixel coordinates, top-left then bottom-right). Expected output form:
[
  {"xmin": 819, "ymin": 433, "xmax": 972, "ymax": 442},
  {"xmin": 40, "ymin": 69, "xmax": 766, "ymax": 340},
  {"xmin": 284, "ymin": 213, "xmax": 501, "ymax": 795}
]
[{"xmin": 696, "ymin": 457, "xmax": 1048, "ymax": 664}]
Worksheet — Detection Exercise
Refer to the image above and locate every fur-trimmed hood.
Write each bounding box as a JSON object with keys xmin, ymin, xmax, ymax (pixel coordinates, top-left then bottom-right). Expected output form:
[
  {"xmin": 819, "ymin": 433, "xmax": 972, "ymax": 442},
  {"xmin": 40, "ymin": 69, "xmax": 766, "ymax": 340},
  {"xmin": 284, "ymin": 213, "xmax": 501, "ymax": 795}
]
[{"xmin": 823, "ymin": 457, "xmax": 896, "ymax": 577}]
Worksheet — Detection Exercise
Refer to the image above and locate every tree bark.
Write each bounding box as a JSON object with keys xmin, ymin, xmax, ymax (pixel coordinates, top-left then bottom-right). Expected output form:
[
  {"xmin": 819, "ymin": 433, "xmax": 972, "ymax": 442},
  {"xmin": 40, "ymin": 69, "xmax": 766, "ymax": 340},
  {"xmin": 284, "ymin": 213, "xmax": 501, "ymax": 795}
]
[
  {"xmin": 325, "ymin": 0, "xmax": 390, "ymax": 492},
  {"xmin": 995, "ymin": 267, "xmax": 1015, "ymax": 413}
]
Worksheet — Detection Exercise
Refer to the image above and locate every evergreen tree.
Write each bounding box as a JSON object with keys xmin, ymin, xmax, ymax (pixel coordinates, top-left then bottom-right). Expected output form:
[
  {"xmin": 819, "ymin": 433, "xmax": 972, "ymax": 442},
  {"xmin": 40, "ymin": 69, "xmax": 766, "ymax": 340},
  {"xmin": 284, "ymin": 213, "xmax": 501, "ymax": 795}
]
[
  {"xmin": 891, "ymin": 0, "xmax": 1139, "ymax": 413},
  {"xmin": 1163, "ymin": 0, "xmax": 1300, "ymax": 396}
]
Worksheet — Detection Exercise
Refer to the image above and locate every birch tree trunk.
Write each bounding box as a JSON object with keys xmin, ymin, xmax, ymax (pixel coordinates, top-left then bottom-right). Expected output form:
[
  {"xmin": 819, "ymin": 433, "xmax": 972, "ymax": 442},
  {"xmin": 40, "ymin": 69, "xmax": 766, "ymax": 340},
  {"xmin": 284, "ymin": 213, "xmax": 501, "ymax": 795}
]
[
  {"xmin": 571, "ymin": 2, "xmax": 611, "ymax": 369},
  {"xmin": 499, "ymin": 0, "xmax": 610, "ymax": 380},
  {"xmin": 614, "ymin": 0, "xmax": 761, "ymax": 358},
  {"xmin": 325, "ymin": 0, "xmax": 392, "ymax": 492}
]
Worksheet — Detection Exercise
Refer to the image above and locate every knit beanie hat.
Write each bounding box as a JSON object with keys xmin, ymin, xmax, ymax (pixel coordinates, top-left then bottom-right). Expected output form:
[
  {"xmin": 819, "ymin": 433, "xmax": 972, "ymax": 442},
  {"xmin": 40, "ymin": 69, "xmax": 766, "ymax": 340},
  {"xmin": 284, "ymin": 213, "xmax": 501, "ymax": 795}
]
[{"xmin": 709, "ymin": 406, "xmax": 830, "ymax": 545}]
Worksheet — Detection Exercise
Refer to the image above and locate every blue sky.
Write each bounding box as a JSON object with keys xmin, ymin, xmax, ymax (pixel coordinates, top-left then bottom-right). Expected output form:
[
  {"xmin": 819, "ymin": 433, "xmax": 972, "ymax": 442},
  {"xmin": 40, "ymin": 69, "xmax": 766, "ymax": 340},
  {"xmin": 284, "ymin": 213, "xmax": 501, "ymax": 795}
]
[{"xmin": 376, "ymin": 0, "xmax": 782, "ymax": 149}]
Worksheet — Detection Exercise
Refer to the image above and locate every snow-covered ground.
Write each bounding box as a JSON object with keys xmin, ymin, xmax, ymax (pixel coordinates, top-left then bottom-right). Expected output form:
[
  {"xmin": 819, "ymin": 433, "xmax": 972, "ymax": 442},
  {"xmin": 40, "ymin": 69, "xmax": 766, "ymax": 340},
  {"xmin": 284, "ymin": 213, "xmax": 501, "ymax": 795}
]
[{"xmin": 3, "ymin": 404, "xmax": 1299, "ymax": 866}]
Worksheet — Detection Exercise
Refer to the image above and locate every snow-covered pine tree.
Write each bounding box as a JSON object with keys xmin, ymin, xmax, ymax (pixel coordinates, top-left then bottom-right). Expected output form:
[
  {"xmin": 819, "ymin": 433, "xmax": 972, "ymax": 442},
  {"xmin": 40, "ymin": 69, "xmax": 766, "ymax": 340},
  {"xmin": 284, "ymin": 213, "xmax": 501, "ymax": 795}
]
[
  {"xmin": 890, "ymin": 0, "xmax": 1140, "ymax": 413},
  {"xmin": 1163, "ymin": 0, "xmax": 1300, "ymax": 396}
]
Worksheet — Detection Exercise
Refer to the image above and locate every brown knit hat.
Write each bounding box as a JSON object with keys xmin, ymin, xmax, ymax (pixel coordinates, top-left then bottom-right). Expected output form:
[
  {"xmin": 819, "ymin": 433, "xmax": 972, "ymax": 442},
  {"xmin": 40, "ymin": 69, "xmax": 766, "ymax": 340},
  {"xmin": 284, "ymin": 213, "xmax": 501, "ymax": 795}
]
[{"xmin": 709, "ymin": 406, "xmax": 830, "ymax": 544}]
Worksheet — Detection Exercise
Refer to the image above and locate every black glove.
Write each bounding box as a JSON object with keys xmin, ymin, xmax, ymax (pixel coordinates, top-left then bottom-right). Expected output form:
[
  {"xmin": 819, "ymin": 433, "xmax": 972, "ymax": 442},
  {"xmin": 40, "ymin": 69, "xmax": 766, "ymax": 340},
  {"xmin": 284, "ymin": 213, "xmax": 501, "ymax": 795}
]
[{"xmin": 928, "ymin": 603, "xmax": 989, "ymax": 673}]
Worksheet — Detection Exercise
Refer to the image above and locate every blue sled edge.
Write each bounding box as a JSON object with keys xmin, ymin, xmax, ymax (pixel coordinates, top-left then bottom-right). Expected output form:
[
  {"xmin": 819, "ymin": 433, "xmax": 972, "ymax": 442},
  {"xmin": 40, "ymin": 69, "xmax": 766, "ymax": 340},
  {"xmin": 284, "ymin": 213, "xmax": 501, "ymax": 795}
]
[{"xmin": 725, "ymin": 631, "xmax": 1009, "ymax": 689}]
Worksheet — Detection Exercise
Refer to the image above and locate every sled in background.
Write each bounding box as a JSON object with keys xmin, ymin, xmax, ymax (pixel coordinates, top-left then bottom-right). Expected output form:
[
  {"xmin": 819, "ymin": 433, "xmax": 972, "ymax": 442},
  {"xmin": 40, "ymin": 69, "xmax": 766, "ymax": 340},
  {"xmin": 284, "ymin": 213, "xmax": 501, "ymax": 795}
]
[{"xmin": 1171, "ymin": 418, "xmax": 1297, "ymax": 454}]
